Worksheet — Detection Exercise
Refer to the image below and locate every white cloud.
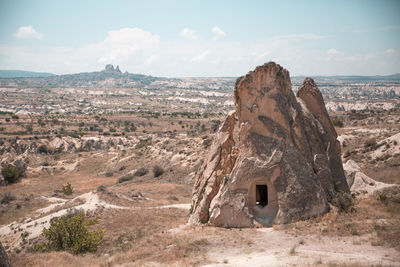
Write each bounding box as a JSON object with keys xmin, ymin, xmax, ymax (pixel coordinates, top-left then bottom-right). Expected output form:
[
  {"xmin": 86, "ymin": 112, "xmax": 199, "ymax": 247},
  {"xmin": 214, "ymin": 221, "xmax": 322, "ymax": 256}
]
[
  {"xmin": 180, "ymin": 28, "xmax": 198, "ymax": 40},
  {"xmin": 271, "ymin": 34, "xmax": 328, "ymax": 42},
  {"xmin": 212, "ymin": 26, "xmax": 226, "ymax": 40},
  {"xmin": 14, "ymin": 25, "xmax": 43, "ymax": 39},
  {"xmin": 254, "ymin": 51, "xmax": 271, "ymax": 63},
  {"xmin": 192, "ymin": 50, "xmax": 210, "ymax": 62},
  {"xmin": 323, "ymin": 48, "xmax": 345, "ymax": 62},
  {"xmin": 226, "ymin": 56, "xmax": 242, "ymax": 62},
  {"xmin": 2, "ymin": 28, "xmax": 399, "ymax": 77},
  {"xmin": 385, "ymin": 49, "xmax": 397, "ymax": 55},
  {"xmin": 327, "ymin": 48, "xmax": 341, "ymax": 55},
  {"xmin": 98, "ymin": 27, "xmax": 159, "ymax": 63},
  {"xmin": 144, "ymin": 55, "xmax": 158, "ymax": 65}
]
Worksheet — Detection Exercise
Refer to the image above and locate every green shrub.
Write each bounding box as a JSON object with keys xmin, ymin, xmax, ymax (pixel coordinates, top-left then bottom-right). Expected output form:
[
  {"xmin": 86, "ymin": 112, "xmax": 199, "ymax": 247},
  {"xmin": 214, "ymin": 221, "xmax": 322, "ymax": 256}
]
[
  {"xmin": 1, "ymin": 164, "xmax": 20, "ymax": 184},
  {"xmin": 118, "ymin": 174, "xmax": 134, "ymax": 183},
  {"xmin": 97, "ymin": 185, "xmax": 106, "ymax": 192},
  {"xmin": 153, "ymin": 165, "xmax": 164, "ymax": 177},
  {"xmin": 377, "ymin": 193, "xmax": 388, "ymax": 205},
  {"xmin": 364, "ymin": 139, "xmax": 377, "ymax": 149},
  {"xmin": 135, "ymin": 140, "xmax": 151, "ymax": 149},
  {"xmin": 32, "ymin": 211, "xmax": 103, "ymax": 254},
  {"xmin": 62, "ymin": 183, "xmax": 74, "ymax": 195},
  {"xmin": 332, "ymin": 191, "xmax": 354, "ymax": 212},
  {"xmin": 37, "ymin": 144, "xmax": 48, "ymax": 154},
  {"xmin": 134, "ymin": 167, "xmax": 148, "ymax": 177},
  {"xmin": 332, "ymin": 117, "xmax": 344, "ymax": 128},
  {"xmin": 105, "ymin": 171, "xmax": 114, "ymax": 177},
  {"xmin": 202, "ymin": 138, "xmax": 212, "ymax": 148},
  {"xmin": 67, "ymin": 132, "xmax": 80, "ymax": 138}
]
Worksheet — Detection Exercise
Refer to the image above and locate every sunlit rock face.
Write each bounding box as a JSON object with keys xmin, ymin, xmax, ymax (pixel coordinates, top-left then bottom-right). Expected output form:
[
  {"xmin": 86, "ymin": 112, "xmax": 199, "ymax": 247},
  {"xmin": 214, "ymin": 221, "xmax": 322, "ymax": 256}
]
[{"xmin": 189, "ymin": 62, "xmax": 349, "ymax": 228}]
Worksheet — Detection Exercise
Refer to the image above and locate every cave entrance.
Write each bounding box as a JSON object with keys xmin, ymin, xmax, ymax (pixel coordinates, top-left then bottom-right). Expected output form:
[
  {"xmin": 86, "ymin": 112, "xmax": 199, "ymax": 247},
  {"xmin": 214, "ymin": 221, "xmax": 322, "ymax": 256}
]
[{"xmin": 256, "ymin": 185, "xmax": 268, "ymax": 207}]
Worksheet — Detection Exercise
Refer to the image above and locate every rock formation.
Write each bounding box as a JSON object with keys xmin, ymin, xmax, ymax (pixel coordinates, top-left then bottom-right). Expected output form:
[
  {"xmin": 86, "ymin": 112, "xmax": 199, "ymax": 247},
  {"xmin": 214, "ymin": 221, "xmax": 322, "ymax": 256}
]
[
  {"xmin": 0, "ymin": 241, "xmax": 12, "ymax": 267},
  {"xmin": 104, "ymin": 64, "xmax": 121, "ymax": 73},
  {"xmin": 189, "ymin": 62, "xmax": 350, "ymax": 227},
  {"xmin": 344, "ymin": 160, "xmax": 397, "ymax": 197}
]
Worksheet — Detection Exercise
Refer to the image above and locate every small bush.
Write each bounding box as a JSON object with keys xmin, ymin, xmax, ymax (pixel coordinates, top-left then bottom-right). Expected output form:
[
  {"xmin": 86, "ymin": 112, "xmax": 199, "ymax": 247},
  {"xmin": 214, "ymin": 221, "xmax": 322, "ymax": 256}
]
[
  {"xmin": 1, "ymin": 164, "xmax": 20, "ymax": 184},
  {"xmin": 1, "ymin": 192, "xmax": 16, "ymax": 204},
  {"xmin": 153, "ymin": 165, "xmax": 164, "ymax": 177},
  {"xmin": 202, "ymin": 138, "xmax": 212, "ymax": 148},
  {"xmin": 332, "ymin": 117, "xmax": 344, "ymax": 128},
  {"xmin": 105, "ymin": 171, "xmax": 114, "ymax": 177},
  {"xmin": 364, "ymin": 139, "xmax": 377, "ymax": 149},
  {"xmin": 97, "ymin": 185, "xmax": 106, "ymax": 192},
  {"xmin": 32, "ymin": 211, "xmax": 103, "ymax": 254},
  {"xmin": 118, "ymin": 174, "xmax": 134, "ymax": 183},
  {"xmin": 135, "ymin": 140, "xmax": 151, "ymax": 149},
  {"xmin": 134, "ymin": 167, "xmax": 148, "ymax": 177},
  {"xmin": 377, "ymin": 193, "xmax": 388, "ymax": 205},
  {"xmin": 332, "ymin": 191, "xmax": 354, "ymax": 212},
  {"xmin": 68, "ymin": 132, "xmax": 80, "ymax": 138},
  {"xmin": 62, "ymin": 183, "xmax": 74, "ymax": 196},
  {"xmin": 37, "ymin": 144, "xmax": 48, "ymax": 154}
]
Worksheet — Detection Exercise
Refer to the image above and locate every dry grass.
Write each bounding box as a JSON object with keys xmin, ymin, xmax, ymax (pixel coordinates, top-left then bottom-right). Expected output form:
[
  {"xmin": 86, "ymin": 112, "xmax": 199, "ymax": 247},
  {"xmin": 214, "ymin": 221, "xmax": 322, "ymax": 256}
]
[
  {"xmin": 11, "ymin": 205, "xmax": 209, "ymax": 266},
  {"xmin": 0, "ymin": 196, "xmax": 47, "ymax": 225},
  {"xmin": 285, "ymin": 190, "xmax": 400, "ymax": 249}
]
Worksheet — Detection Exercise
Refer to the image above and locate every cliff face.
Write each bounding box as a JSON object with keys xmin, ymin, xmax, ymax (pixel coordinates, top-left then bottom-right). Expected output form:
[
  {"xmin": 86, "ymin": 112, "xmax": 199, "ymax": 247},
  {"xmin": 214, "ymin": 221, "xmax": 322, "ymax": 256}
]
[{"xmin": 189, "ymin": 62, "xmax": 350, "ymax": 227}]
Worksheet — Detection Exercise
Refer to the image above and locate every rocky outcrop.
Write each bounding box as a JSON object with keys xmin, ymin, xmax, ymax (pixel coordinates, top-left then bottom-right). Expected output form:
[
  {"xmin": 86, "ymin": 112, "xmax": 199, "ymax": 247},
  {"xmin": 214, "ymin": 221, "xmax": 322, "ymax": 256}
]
[
  {"xmin": 0, "ymin": 241, "xmax": 12, "ymax": 267},
  {"xmin": 189, "ymin": 62, "xmax": 350, "ymax": 227},
  {"xmin": 344, "ymin": 160, "xmax": 396, "ymax": 197},
  {"xmin": 104, "ymin": 64, "xmax": 122, "ymax": 74}
]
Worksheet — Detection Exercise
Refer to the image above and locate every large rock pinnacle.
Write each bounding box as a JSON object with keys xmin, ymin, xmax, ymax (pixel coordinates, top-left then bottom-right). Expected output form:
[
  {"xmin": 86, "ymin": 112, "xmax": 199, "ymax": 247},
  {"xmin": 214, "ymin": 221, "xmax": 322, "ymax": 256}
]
[{"xmin": 189, "ymin": 62, "xmax": 350, "ymax": 227}]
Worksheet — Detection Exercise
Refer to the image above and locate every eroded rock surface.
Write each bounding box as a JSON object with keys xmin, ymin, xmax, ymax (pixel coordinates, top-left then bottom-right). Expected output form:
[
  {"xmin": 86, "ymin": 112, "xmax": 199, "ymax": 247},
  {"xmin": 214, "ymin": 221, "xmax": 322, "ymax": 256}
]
[
  {"xmin": 0, "ymin": 241, "xmax": 12, "ymax": 267},
  {"xmin": 344, "ymin": 160, "xmax": 397, "ymax": 197},
  {"xmin": 189, "ymin": 62, "xmax": 350, "ymax": 227}
]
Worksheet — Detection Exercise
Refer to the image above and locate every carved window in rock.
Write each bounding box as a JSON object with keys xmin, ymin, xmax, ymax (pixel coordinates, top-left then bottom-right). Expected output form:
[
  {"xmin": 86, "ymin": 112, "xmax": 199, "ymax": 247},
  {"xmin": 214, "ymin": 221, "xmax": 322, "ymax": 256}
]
[{"xmin": 256, "ymin": 184, "xmax": 268, "ymax": 207}]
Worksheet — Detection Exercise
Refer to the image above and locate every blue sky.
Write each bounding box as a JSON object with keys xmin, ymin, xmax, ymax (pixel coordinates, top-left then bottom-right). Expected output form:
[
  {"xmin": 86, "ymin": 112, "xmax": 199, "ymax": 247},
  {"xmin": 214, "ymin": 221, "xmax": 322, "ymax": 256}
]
[{"xmin": 0, "ymin": 0, "xmax": 399, "ymax": 76}]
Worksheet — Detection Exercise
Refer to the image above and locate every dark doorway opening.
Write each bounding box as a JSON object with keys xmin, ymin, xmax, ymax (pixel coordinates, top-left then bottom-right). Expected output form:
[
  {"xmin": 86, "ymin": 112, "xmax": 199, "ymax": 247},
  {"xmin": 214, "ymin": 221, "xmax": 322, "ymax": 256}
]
[{"xmin": 256, "ymin": 185, "xmax": 268, "ymax": 207}]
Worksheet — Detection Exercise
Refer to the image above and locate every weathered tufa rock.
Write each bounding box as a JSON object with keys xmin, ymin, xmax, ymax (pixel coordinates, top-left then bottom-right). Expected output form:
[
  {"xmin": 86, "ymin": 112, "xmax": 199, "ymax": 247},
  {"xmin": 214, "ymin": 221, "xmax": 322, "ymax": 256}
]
[
  {"xmin": 189, "ymin": 62, "xmax": 350, "ymax": 227},
  {"xmin": 0, "ymin": 241, "xmax": 12, "ymax": 267},
  {"xmin": 343, "ymin": 160, "xmax": 397, "ymax": 197}
]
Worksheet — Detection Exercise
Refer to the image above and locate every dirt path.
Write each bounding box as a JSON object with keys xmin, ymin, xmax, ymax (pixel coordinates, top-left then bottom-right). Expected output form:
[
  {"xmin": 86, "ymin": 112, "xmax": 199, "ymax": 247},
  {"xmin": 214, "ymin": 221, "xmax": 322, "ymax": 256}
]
[
  {"xmin": 203, "ymin": 228, "xmax": 400, "ymax": 266},
  {"xmin": 0, "ymin": 191, "xmax": 191, "ymax": 252}
]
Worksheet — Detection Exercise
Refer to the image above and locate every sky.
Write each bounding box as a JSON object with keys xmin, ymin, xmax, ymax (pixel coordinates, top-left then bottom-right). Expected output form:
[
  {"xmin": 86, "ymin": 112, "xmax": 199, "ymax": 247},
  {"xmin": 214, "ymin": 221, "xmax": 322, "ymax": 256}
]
[{"xmin": 0, "ymin": 0, "xmax": 399, "ymax": 77}]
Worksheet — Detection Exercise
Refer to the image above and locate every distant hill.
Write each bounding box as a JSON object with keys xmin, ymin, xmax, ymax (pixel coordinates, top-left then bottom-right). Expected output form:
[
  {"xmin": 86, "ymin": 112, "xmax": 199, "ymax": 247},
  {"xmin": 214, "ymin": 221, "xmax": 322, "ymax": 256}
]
[
  {"xmin": 329, "ymin": 73, "xmax": 400, "ymax": 81},
  {"xmin": 0, "ymin": 70, "xmax": 55, "ymax": 78},
  {"xmin": 293, "ymin": 73, "xmax": 400, "ymax": 82},
  {"xmin": 0, "ymin": 64, "xmax": 160, "ymax": 88},
  {"xmin": 0, "ymin": 65, "xmax": 399, "ymax": 88}
]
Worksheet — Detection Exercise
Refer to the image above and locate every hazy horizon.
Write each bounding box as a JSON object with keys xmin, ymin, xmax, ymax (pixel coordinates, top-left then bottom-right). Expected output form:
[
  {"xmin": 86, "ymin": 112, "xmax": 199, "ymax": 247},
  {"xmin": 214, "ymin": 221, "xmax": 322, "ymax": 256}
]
[{"xmin": 0, "ymin": 0, "xmax": 399, "ymax": 77}]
